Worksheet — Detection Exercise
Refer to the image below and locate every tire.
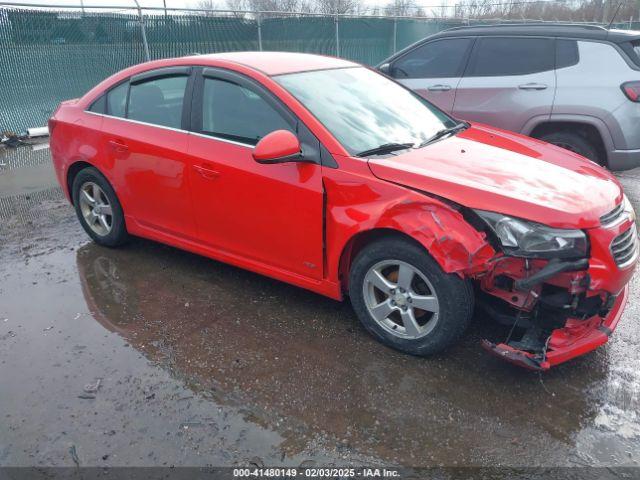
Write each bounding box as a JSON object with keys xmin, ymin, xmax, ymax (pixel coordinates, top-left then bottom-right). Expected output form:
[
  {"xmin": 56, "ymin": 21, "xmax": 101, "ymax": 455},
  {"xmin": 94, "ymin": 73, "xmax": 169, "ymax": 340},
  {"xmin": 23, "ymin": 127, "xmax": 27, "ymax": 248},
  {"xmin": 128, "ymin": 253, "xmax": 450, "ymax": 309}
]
[
  {"xmin": 349, "ymin": 237, "xmax": 474, "ymax": 356},
  {"xmin": 539, "ymin": 131, "xmax": 601, "ymax": 164},
  {"xmin": 72, "ymin": 167, "xmax": 129, "ymax": 247}
]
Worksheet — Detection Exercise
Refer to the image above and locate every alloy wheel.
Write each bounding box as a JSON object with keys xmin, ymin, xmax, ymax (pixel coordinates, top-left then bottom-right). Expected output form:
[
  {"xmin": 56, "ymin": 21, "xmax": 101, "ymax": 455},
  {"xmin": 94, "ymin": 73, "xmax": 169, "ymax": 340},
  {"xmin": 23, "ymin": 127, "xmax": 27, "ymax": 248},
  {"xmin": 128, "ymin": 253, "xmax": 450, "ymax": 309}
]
[
  {"xmin": 78, "ymin": 182, "xmax": 113, "ymax": 236},
  {"xmin": 362, "ymin": 260, "xmax": 440, "ymax": 339}
]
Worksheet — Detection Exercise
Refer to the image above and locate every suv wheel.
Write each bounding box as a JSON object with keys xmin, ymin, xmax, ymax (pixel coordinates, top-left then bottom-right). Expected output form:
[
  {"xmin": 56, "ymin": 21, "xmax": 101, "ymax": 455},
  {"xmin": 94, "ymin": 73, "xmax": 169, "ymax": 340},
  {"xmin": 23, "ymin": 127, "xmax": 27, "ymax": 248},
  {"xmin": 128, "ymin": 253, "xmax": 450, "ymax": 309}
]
[
  {"xmin": 349, "ymin": 237, "xmax": 474, "ymax": 356},
  {"xmin": 539, "ymin": 131, "xmax": 601, "ymax": 164}
]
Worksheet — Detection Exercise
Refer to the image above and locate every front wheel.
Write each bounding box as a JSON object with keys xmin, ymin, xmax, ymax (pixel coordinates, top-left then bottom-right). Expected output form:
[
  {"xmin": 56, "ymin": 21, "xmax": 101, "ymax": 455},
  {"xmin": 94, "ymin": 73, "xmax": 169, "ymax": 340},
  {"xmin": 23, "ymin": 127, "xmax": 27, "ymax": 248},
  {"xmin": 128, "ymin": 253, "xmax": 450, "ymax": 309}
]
[{"xmin": 349, "ymin": 237, "xmax": 474, "ymax": 356}]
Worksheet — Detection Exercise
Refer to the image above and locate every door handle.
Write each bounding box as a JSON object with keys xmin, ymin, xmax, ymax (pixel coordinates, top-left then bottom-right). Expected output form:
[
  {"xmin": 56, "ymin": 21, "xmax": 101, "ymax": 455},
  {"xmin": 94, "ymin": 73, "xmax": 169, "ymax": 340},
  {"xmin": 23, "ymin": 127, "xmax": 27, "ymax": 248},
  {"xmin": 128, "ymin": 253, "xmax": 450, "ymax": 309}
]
[
  {"xmin": 427, "ymin": 84, "xmax": 452, "ymax": 92},
  {"xmin": 108, "ymin": 139, "xmax": 128, "ymax": 152},
  {"xmin": 192, "ymin": 164, "xmax": 220, "ymax": 180},
  {"xmin": 518, "ymin": 83, "xmax": 548, "ymax": 91}
]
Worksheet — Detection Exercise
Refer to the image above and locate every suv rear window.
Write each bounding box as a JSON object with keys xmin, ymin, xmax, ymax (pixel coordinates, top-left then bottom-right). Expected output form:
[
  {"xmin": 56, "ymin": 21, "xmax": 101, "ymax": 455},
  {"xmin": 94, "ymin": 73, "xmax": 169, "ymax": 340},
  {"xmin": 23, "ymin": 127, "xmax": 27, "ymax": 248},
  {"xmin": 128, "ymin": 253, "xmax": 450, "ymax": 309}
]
[
  {"xmin": 468, "ymin": 37, "xmax": 554, "ymax": 76},
  {"xmin": 556, "ymin": 39, "xmax": 579, "ymax": 69},
  {"xmin": 628, "ymin": 40, "xmax": 640, "ymax": 67}
]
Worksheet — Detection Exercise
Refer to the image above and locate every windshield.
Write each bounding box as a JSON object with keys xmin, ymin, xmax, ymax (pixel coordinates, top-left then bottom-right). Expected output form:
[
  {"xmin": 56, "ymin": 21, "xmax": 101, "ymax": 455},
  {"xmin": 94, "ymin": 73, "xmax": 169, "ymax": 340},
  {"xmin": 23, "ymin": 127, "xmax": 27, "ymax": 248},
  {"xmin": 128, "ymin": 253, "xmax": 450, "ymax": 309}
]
[{"xmin": 275, "ymin": 67, "xmax": 456, "ymax": 155}]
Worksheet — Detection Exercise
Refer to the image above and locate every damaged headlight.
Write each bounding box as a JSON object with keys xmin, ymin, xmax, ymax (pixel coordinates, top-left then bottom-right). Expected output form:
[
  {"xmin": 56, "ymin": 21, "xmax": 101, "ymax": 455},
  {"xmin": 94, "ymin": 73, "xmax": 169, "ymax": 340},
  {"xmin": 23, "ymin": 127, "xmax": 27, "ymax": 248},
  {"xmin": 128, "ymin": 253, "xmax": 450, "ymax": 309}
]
[{"xmin": 475, "ymin": 210, "xmax": 588, "ymax": 259}]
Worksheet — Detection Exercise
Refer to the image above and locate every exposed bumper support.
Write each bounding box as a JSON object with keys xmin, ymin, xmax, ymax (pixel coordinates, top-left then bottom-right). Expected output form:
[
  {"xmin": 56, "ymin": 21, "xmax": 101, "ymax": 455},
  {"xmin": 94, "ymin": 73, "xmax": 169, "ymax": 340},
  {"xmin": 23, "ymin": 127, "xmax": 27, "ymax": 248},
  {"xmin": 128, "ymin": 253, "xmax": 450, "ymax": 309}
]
[
  {"xmin": 514, "ymin": 258, "xmax": 589, "ymax": 291},
  {"xmin": 482, "ymin": 285, "xmax": 629, "ymax": 371}
]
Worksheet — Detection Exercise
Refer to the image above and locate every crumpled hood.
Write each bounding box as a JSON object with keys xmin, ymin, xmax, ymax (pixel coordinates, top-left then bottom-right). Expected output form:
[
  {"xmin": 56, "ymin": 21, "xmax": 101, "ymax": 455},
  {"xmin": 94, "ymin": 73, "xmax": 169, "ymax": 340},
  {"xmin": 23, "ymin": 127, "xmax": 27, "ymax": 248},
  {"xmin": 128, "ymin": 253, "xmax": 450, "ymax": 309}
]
[{"xmin": 367, "ymin": 124, "xmax": 623, "ymax": 229}]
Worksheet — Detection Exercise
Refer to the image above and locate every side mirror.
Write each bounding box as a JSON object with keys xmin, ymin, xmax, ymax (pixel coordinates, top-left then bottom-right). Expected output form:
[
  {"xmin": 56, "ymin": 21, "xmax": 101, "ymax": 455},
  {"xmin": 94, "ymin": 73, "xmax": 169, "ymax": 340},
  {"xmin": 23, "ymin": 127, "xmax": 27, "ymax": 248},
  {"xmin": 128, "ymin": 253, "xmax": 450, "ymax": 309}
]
[
  {"xmin": 253, "ymin": 130, "xmax": 302, "ymax": 164},
  {"xmin": 379, "ymin": 63, "xmax": 390, "ymax": 74}
]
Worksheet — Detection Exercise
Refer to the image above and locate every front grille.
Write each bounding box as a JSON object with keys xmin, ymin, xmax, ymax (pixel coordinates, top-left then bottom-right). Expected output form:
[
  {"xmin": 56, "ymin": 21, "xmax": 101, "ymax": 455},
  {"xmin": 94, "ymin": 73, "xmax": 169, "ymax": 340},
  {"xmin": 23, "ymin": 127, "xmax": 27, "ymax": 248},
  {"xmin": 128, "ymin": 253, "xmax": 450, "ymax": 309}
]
[
  {"xmin": 600, "ymin": 202, "xmax": 625, "ymax": 226},
  {"xmin": 611, "ymin": 223, "xmax": 639, "ymax": 267}
]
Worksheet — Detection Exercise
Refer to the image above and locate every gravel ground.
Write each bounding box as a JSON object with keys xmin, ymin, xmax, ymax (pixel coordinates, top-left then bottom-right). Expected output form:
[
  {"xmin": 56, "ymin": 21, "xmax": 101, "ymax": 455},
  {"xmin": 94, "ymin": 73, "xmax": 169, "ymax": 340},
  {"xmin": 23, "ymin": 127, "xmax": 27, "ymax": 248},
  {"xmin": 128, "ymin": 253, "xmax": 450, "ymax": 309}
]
[{"xmin": 1, "ymin": 143, "xmax": 639, "ymax": 469}]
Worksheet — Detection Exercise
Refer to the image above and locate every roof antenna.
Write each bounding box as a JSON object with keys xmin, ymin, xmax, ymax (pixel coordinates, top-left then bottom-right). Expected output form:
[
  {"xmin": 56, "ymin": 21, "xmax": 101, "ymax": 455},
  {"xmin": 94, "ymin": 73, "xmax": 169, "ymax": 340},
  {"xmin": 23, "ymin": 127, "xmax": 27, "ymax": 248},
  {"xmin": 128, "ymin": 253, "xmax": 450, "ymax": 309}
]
[{"xmin": 607, "ymin": 2, "xmax": 624, "ymax": 30}]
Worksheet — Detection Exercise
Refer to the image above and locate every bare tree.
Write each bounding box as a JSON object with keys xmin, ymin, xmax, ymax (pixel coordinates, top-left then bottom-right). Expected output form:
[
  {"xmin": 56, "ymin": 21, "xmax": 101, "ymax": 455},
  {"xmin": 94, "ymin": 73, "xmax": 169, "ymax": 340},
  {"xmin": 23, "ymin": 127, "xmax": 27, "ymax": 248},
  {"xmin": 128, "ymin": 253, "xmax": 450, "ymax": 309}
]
[
  {"xmin": 236, "ymin": 0, "xmax": 314, "ymax": 13},
  {"xmin": 451, "ymin": 0, "xmax": 640, "ymax": 22},
  {"xmin": 315, "ymin": 0, "xmax": 364, "ymax": 14},
  {"xmin": 195, "ymin": 0, "xmax": 221, "ymax": 15},
  {"xmin": 383, "ymin": 0, "xmax": 424, "ymax": 16}
]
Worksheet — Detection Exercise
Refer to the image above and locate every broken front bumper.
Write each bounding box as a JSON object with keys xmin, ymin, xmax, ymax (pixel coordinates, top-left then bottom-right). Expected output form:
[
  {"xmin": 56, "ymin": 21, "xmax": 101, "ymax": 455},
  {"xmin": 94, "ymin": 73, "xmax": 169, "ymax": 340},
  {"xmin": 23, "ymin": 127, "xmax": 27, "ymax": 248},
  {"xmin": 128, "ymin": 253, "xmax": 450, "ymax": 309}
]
[
  {"xmin": 477, "ymin": 208, "xmax": 637, "ymax": 370},
  {"xmin": 481, "ymin": 284, "xmax": 629, "ymax": 370}
]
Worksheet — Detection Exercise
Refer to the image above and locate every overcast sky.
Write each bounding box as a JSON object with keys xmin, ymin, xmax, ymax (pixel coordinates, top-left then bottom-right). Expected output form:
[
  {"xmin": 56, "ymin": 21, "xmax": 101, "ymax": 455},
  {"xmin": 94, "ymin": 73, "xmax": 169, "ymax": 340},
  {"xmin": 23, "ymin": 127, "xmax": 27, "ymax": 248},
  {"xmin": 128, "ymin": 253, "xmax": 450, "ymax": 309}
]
[
  {"xmin": 0, "ymin": 0, "xmax": 393, "ymax": 9},
  {"xmin": 0, "ymin": 0, "xmax": 459, "ymax": 13}
]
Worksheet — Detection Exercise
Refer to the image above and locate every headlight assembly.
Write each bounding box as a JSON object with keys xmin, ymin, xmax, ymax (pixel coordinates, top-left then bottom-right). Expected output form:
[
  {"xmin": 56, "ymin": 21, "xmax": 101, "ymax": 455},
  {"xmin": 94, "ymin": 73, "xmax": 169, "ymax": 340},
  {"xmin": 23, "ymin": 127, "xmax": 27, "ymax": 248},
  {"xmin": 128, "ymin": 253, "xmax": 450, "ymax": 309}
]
[
  {"xmin": 623, "ymin": 194, "xmax": 636, "ymax": 222},
  {"xmin": 475, "ymin": 210, "xmax": 588, "ymax": 259}
]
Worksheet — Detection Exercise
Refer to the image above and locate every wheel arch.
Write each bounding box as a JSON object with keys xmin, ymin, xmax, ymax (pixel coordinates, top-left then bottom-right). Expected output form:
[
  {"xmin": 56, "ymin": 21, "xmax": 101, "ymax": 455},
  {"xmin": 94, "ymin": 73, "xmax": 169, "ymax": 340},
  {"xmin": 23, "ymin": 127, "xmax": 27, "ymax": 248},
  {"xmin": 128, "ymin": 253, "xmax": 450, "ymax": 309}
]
[
  {"xmin": 338, "ymin": 228, "xmax": 424, "ymax": 293},
  {"xmin": 523, "ymin": 116, "xmax": 614, "ymax": 166},
  {"xmin": 335, "ymin": 203, "xmax": 496, "ymax": 295},
  {"xmin": 66, "ymin": 160, "xmax": 97, "ymax": 205}
]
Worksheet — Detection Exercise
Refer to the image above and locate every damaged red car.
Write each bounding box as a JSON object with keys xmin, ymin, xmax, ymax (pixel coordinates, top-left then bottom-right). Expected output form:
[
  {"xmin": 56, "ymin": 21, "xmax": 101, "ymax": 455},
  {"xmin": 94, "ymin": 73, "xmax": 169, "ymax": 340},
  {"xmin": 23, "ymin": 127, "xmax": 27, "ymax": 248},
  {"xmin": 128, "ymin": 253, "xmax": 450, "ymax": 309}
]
[{"xmin": 49, "ymin": 52, "xmax": 638, "ymax": 370}]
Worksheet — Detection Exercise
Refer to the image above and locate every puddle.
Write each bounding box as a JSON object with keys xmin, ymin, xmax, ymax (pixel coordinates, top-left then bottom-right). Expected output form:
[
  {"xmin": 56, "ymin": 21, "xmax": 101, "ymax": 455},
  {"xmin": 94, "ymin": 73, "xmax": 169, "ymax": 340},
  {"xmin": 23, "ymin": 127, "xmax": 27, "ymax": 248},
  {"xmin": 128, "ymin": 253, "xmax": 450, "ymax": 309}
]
[{"xmin": 1, "ymin": 145, "xmax": 640, "ymax": 467}]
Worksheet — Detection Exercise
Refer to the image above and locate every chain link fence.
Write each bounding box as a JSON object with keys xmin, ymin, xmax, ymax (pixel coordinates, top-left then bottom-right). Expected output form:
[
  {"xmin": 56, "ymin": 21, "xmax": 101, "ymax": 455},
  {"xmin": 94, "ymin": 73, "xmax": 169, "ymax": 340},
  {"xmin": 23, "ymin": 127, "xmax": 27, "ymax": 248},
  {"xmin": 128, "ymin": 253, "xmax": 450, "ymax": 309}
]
[{"xmin": 1, "ymin": 3, "xmax": 639, "ymax": 133}]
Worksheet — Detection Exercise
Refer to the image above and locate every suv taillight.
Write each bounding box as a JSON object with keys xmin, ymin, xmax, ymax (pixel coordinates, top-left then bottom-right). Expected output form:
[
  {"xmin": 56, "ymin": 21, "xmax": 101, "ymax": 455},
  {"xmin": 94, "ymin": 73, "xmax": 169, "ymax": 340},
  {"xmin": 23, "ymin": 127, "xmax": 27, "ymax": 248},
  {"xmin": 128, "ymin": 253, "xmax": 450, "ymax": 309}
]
[{"xmin": 621, "ymin": 82, "xmax": 640, "ymax": 102}]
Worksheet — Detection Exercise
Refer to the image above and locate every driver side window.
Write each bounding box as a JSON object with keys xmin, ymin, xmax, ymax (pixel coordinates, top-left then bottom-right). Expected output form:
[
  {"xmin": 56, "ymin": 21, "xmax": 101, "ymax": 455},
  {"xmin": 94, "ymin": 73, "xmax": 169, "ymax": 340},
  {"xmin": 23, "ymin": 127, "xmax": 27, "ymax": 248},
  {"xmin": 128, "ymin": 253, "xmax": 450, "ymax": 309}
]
[
  {"xmin": 201, "ymin": 78, "xmax": 293, "ymax": 145},
  {"xmin": 391, "ymin": 38, "xmax": 473, "ymax": 79}
]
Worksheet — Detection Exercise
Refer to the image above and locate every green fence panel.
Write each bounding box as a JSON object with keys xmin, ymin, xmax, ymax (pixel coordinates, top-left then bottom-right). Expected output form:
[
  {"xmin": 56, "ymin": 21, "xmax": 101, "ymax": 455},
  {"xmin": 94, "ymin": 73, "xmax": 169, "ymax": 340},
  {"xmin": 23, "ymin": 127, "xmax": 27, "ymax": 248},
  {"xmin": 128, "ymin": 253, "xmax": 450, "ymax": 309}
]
[
  {"xmin": 262, "ymin": 16, "xmax": 336, "ymax": 55},
  {"xmin": 338, "ymin": 17, "xmax": 394, "ymax": 65},
  {"xmin": 11, "ymin": 8, "xmax": 608, "ymax": 133},
  {"xmin": 395, "ymin": 19, "xmax": 459, "ymax": 51},
  {"xmin": 0, "ymin": 8, "xmax": 147, "ymax": 133},
  {"xmin": 610, "ymin": 21, "xmax": 640, "ymax": 30},
  {"xmin": 144, "ymin": 14, "xmax": 259, "ymax": 59}
]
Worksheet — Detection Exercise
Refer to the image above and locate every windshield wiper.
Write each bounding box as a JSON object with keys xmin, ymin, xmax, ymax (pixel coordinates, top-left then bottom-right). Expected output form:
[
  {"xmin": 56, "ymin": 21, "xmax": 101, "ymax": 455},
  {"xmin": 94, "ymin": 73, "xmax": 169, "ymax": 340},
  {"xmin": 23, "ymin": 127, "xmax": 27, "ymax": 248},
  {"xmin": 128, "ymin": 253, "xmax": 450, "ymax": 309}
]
[
  {"xmin": 356, "ymin": 142, "xmax": 414, "ymax": 158},
  {"xmin": 419, "ymin": 122, "xmax": 469, "ymax": 148}
]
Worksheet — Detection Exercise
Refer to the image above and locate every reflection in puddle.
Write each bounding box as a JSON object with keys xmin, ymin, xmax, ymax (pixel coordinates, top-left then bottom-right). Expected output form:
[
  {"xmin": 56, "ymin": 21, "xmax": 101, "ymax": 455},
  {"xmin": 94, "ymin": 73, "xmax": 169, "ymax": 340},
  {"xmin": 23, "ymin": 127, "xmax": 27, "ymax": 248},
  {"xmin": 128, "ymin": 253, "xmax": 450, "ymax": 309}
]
[
  {"xmin": 0, "ymin": 143, "xmax": 64, "ymax": 230},
  {"xmin": 0, "ymin": 142, "xmax": 51, "ymax": 170},
  {"xmin": 73, "ymin": 240, "xmax": 637, "ymax": 466},
  {"xmin": 0, "ymin": 186, "xmax": 65, "ymax": 229}
]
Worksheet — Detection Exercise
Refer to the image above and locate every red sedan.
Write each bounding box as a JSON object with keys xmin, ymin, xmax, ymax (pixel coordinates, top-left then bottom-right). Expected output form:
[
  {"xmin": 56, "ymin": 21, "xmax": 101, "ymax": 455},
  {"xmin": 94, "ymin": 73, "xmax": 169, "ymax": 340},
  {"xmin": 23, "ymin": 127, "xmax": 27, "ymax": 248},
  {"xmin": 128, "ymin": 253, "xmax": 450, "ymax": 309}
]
[{"xmin": 49, "ymin": 52, "xmax": 637, "ymax": 370}]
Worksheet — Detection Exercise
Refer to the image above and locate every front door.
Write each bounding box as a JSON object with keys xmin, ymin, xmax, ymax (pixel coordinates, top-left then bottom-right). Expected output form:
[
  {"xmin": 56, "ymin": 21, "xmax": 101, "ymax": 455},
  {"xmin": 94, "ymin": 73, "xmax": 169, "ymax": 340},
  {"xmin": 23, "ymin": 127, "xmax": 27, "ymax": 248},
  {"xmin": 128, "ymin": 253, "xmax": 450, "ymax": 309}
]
[
  {"xmin": 389, "ymin": 37, "xmax": 474, "ymax": 113},
  {"xmin": 187, "ymin": 69, "xmax": 324, "ymax": 279}
]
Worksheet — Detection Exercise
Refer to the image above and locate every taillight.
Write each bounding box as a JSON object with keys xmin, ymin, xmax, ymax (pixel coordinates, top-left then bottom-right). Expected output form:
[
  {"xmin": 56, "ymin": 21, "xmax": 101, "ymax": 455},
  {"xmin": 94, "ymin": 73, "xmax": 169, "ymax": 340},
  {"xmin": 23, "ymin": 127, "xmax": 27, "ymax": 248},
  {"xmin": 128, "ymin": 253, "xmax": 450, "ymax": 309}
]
[
  {"xmin": 48, "ymin": 118, "xmax": 58, "ymax": 136},
  {"xmin": 621, "ymin": 82, "xmax": 640, "ymax": 102}
]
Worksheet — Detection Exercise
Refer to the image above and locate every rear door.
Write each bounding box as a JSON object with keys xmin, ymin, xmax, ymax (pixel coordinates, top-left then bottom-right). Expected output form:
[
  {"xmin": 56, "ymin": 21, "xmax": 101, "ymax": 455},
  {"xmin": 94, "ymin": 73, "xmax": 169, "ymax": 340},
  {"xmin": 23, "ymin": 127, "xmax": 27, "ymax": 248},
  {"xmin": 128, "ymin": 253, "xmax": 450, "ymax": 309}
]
[
  {"xmin": 453, "ymin": 36, "xmax": 556, "ymax": 132},
  {"xmin": 387, "ymin": 37, "xmax": 474, "ymax": 113},
  {"xmin": 99, "ymin": 67, "xmax": 196, "ymax": 239}
]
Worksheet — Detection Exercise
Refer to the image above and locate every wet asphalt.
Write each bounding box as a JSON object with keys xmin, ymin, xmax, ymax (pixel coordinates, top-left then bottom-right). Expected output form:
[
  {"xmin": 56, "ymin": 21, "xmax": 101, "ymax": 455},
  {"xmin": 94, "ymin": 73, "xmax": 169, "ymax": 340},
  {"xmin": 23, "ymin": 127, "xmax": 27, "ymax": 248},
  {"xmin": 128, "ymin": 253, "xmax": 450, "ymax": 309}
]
[{"xmin": 1, "ymin": 143, "xmax": 640, "ymax": 469}]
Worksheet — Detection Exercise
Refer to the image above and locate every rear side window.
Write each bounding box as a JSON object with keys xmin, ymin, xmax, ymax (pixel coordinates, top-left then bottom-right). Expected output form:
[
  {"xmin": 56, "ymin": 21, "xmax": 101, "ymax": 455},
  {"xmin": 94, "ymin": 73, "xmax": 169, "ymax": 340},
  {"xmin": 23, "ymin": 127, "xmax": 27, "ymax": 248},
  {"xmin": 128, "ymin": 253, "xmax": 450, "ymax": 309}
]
[
  {"xmin": 128, "ymin": 76, "xmax": 188, "ymax": 129},
  {"xmin": 556, "ymin": 39, "xmax": 579, "ymax": 69},
  {"xmin": 88, "ymin": 95, "xmax": 106, "ymax": 114},
  {"xmin": 391, "ymin": 38, "xmax": 473, "ymax": 78},
  {"xmin": 468, "ymin": 37, "xmax": 554, "ymax": 76},
  {"xmin": 201, "ymin": 78, "xmax": 292, "ymax": 145},
  {"xmin": 626, "ymin": 40, "xmax": 640, "ymax": 67},
  {"xmin": 106, "ymin": 82, "xmax": 128, "ymax": 118}
]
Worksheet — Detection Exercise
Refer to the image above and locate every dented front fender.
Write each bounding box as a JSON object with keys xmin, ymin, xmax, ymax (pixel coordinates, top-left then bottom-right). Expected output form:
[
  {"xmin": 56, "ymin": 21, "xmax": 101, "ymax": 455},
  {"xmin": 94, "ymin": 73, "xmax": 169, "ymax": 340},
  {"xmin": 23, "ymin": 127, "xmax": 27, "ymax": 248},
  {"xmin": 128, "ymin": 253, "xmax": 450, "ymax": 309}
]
[{"xmin": 323, "ymin": 165, "xmax": 496, "ymax": 296}]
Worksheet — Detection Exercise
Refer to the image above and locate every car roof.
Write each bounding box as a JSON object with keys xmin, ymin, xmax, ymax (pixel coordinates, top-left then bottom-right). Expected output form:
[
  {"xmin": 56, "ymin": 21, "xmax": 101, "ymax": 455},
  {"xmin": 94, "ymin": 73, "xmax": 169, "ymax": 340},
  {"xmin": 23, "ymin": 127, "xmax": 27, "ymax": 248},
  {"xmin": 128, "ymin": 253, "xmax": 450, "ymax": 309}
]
[
  {"xmin": 192, "ymin": 51, "xmax": 359, "ymax": 76},
  {"xmin": 432, "ymin": 23, "xmax": 640, "ymax": 43}
]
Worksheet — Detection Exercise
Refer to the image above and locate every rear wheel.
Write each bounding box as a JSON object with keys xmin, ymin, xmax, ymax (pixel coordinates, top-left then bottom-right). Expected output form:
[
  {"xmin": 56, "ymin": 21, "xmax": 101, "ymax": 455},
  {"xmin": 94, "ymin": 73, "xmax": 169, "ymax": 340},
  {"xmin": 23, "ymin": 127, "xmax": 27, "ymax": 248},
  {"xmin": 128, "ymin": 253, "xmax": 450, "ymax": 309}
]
[
  {"xmin": 72, "ymin": 167, "xmax": 129, "ymax": 247},
  {"xmin": 349, "ymin": 237, "xmax": 474, "ymax": 356},
  {"xmin": 539, "ymin": 131, "xmax": 601, "ymax": 164}
]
